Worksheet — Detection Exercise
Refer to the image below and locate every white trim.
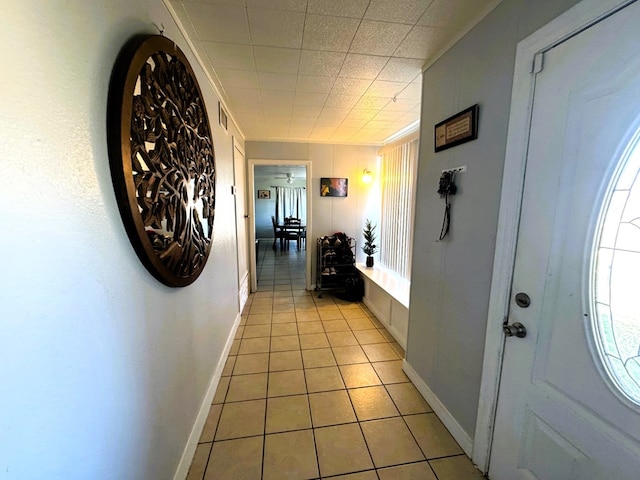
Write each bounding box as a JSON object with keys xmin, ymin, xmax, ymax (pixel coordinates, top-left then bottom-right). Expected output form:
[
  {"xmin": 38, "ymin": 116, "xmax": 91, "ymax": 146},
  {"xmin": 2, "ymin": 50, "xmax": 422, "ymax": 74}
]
[
  {"xmin": 473, "ymin": 0, "xmax": 636, "ymax": 474},
  {"xmin": 238, "ymin": 270, "xmax": 250, "ymax": 313},
  {"xmin": 173, "ymin": 312, "xmax": 242, "ymax": 480},
  {"xmin": 381, "ymin": 120, "xmax": 420, "ymax": 149},
  {"xmin": 403, "ymin": 359, "xmax": 474, "ymax": 457}
]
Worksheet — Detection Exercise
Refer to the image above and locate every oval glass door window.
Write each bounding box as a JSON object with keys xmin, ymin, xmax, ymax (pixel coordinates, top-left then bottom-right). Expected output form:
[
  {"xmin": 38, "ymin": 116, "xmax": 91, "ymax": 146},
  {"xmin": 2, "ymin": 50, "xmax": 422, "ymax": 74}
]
[{"xmin": 593, "ymin": 133, "xmax": 640, "ymax": 405}]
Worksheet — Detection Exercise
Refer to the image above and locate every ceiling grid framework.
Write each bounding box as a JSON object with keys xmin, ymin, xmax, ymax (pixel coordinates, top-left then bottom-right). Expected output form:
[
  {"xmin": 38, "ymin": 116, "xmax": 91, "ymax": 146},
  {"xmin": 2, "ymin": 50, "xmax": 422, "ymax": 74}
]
[{"xmin": 170, "ymin": 0, "xmax": 500, "ymax": 144}]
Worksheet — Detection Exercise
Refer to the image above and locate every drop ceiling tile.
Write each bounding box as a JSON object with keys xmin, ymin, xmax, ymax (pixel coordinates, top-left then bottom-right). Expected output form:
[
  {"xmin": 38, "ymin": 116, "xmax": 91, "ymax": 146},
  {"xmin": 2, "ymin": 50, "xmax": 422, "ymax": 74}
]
[
  {"xmin": 216, "ymin": 68, "xmax": 259, "ymax": 90},
  {"xmin": 350, "ymin": 20, "xmax": 413, "ymax": 56},
  {"xmin": 246, "ymin": 0, "xmax": 308, "ymax": 12},
  {"xmin": 182, "ymin": 0, "xmax": 245, "ymax": 5},
  {"xmin": 338, "ymin": 54, "xmax": 390, "ymax": 80},
  {"xmin": 302, "ymin": 14, "xmax": 360, "ymax": 52},
  {"xmin": 365, "ymin": 80, "xmax": 407, "ymax": 98},
  {"xmin": 254, "ymin": 46, "xmax": 300, "ymax": 74},
  {"xmin": 187, "ymin": 3, "xmax": 250, "ymax": 44},
  {"xmin": 225, "ymin": 87, "xmax": 262, "ymax": 106},
  {"xmin": 339, "ymin": 117, "xmax": 368, "ymax": 128},
  {"xmin": 203, "ymin": 41, "xmax": 255, "ymax": 70},
  {"xmin": 258, "ymin": 72, "xmax": 298, "ymax": 91},
  {"xmin": 261, "ymin": 90, "xmax": 296, "ymax": 107},
  {"xmin": 247, "ymin": 8, "xmax": 304, "ymax": 48},
  {"xmin": 289, "ymin": 126, "xmax": 315, "ymax": 138},
  {"xmin": 384, "ymin": 97, "xmax": 420, "ymax": 112},
  {"xmin": 264, "ymin": 112, "xmax": 292, "ymax": 125},
  {"xmin": 418, "ymin": 0, "xmax": 478, "ymax": 28},
  {"xmin": 235, "ymin": 112, "xmax": 264, "ymax": 126},
  {"xmin": 311, "ymin": 126, "xmax": 337, "ymax": 137},
  {"xmin": 299, "ymin": 50, "xmax": 346, "ymax": 76},
  {"xmin": 324, "ymin": 94, "xmax": 360, "ymax": 109},
  {"xmin": 330, "ymin": 127, "xmax": 359, "ymax": 140},
  {"xmin": 318, "ymin": 106, "xmax": 352, "ymax": 118},
  {"xmin": 346, "ymin": 108, "xmax": 380, "ymax": 120},
  {"xmin": 307, "ymin": 0, "xmax": 369, "ymax": 18},
  {"xmin": 292, "ymin": 104, "xmax": 323, "ymax": 117},
  {"xmin": 296, "ymin": 75, "xmax": 335, "ymax": 94},
  {"xmin": 353, "ymin": 96, "xmax": 391, "ymax": 111},
  {"xmin": 374, "ymin": 109, "xmax": 405, "ymax": 122},
  {"xmin": 294, "ymin": 92, "xmax": 328, "ymax": 106},
  {"xmin": 377, "ymin": 58, "xmax": 423, "ymax": 83},
  {"xmin": 396, "ymin": 80, "xmax": 423, "ymax": 99},
  {"xmin": 290, "ymin": 116, "xmax": 318, "ymax": 127},
  {"xmin": 314, "ymin": 116, "xmax": 342, "ymax": 128},
  {"xmin": 366, "ymin": 119, "xmax": 394, "ymax": 129},
  {"xmin": 393, "ymin": 25, "xmax": 447, "ymax": 60},
  {"xmin": 364, "ymin": 0, "xmax": 431, "ymax": 24},
  {"xmin": 331, "ymin": 77, "xmax": 373, "ymax": 97}
]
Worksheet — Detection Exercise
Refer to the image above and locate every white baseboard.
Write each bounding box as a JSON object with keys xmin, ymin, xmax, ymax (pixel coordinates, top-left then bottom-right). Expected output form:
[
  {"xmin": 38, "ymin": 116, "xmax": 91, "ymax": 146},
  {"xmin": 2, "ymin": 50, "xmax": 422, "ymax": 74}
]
[
  {"xmin": 402, "ymin": 359, "xmax": 474, "ymax": 458},
  {"xmin": 239, "ymin": 271, "xmax": 250, "ymax": 312},
  {"xmin": 173, "ymin": 312, "xmax": 242, "ymax": 480}
]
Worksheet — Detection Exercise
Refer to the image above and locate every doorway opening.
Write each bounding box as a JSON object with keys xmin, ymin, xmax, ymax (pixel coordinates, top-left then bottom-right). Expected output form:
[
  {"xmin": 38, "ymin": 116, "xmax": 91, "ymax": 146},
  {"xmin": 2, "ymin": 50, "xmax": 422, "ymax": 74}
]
[{"xmin": 247, "ymin": 159, "xmax": 312, "ymax": 293}]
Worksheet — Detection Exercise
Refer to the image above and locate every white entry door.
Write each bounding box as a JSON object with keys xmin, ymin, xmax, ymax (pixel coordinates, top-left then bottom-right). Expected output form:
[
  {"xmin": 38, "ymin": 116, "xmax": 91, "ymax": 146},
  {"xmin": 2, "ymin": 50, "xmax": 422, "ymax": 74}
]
[
  {"xmin": 233, "ymin": 139, "xmax": 250, "ymax": 312},
  {"xmin": 490, "ymin": 2, "xmax": 640, "ymax": 479}
]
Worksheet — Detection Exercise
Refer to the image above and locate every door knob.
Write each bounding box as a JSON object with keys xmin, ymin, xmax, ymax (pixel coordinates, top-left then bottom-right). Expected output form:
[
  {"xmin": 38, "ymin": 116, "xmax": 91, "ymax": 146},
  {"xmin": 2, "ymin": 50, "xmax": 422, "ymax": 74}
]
[{"xmin": 503, "ymin": 322, "xmax": 527, "ymax": 338}]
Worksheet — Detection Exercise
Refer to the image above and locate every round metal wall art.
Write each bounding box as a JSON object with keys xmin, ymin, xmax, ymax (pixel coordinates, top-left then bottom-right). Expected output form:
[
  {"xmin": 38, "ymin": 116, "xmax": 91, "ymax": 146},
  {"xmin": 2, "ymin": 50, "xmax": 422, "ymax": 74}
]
[{"xmin": 107, "ymin": 35, "xmax": 216, "ymax": 287}]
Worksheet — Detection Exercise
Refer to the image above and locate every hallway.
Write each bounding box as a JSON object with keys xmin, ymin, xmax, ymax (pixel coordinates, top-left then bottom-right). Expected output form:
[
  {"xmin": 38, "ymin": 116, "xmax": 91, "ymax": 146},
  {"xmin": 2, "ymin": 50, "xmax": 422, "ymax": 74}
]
[{"xmin": 187, "ymin": 242, "xmax": 483, "ymax": 479}]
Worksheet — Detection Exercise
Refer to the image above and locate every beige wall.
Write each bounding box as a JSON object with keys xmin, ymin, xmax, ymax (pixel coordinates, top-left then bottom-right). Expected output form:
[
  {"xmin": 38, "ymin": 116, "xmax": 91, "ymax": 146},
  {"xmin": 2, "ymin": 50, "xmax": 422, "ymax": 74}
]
[
  {"xmin": 0, "ymin": 1, "xmax": 244, "ymax": 478},
  {"xmin": 407, "ymin": 0, "xmax": 582, "ymax": 439}
]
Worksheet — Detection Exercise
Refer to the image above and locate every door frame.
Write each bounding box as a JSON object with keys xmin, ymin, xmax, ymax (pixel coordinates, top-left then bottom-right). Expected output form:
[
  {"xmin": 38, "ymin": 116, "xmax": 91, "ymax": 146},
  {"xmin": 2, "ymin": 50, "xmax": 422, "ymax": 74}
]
[
  {"xmin": 247, "ymin": 158, "xmax": 313, "ymax": 293},
  {"xmin": 232, "ymin": 137, "xmax": 250, "ymax": 312},
  {"xmin": 473, "ymin": 0, "xmax": 635, "ymax": 473}
]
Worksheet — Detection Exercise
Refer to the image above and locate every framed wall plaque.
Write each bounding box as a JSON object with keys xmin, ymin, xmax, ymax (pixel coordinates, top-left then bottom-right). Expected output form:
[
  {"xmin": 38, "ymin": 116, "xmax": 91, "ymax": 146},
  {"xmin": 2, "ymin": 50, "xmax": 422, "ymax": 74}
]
[
  {"xmin": 434, "ymin": 104, "xmax": 479, "ymax": 152},
  {"xmin": 107, "ymin": 35, "xmax": 216, "ymax": 287}
]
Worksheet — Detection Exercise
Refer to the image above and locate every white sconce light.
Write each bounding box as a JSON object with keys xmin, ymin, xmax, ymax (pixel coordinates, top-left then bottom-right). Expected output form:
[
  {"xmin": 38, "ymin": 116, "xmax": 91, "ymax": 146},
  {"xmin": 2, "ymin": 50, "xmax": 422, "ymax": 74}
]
[{"xmin": 362, "ymin": 169, "xmax": 373, "ymax": 184}]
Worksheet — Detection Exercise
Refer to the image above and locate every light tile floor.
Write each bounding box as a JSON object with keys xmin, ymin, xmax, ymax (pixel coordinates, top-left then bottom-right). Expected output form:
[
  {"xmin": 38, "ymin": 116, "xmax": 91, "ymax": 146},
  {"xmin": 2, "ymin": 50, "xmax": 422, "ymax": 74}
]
[{"xmin": 187, "ymin": 241, "xmax": 485, "ymax": 480}]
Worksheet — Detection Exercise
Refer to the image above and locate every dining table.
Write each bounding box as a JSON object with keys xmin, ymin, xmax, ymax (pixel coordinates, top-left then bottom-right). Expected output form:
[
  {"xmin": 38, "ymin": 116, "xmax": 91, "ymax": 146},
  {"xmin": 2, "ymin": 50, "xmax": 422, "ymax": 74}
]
[{"xmin": 277, "ymin": 222, "xmax": 306, "ymax": 250}]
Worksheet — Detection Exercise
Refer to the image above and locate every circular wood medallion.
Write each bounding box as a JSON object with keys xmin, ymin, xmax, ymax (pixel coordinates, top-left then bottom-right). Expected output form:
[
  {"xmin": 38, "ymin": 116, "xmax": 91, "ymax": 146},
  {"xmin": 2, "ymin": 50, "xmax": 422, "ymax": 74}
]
[{"xmin": 107, "ymin": 35, "xmax": 216, "ymax": 287}]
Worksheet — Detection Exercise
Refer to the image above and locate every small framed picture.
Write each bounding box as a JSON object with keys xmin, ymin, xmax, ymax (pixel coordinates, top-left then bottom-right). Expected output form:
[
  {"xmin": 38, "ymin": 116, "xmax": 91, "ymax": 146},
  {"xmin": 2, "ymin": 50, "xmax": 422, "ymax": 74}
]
[
  {"xmin": 320, "ymin": 178, "xmax": 348, "ymax": 197},
  {"xmin": 257, "ymin": 189, "xmax": 271, "ymax": 199}
]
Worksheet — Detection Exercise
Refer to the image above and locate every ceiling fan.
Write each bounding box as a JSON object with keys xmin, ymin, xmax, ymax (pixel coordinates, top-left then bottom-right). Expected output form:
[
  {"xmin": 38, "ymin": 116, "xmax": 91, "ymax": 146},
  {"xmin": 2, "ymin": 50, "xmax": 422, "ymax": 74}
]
[{"xmin": 274, "ymin": 173, "xmax": 296, "ymax": 184}]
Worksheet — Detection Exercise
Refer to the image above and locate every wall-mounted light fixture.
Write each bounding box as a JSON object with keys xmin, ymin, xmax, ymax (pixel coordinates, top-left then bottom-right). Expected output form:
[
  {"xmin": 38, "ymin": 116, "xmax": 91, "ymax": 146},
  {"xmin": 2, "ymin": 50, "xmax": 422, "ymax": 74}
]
[{"xmin": 362, "ymin": 169, "xmax": 373, "ymax": 184}]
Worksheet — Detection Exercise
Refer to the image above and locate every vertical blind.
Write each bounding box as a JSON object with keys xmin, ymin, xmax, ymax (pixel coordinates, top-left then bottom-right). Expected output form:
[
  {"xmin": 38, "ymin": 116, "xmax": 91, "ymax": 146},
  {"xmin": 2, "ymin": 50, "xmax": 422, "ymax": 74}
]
[{"xmin": 380, "ymin": 138, "xmax": 419, "ymax": 279}]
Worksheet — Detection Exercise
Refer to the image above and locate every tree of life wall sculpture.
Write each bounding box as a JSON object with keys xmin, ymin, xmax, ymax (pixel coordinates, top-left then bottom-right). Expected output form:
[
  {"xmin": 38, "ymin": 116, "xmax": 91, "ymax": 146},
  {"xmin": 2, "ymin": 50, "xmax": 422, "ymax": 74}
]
[{"xmin": 107, "ymin": 35, "xmax": 216, "ymax": 287}]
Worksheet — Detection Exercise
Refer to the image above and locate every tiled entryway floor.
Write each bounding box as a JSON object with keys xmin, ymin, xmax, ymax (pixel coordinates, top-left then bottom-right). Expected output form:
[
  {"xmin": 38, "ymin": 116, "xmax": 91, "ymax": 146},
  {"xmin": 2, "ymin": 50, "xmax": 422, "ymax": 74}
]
[{"xmin": 187, "ymin": 241, "xmax": 485, "ymax": 480}]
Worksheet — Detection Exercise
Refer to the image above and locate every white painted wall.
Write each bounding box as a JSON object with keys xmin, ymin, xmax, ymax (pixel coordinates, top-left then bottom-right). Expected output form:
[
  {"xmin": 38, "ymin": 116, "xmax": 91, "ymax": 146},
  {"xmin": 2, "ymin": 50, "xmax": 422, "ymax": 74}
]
[
  {"xmin": 0, "ymin": 2, "xmax": 242, "ymax": 478},
  {"xmin": 407, "ymin": 0, "xmax": 582, "ymax": 440},
  {"xmin": 246, "ymin": 142, "xmax": 381, "ymax": 283}
]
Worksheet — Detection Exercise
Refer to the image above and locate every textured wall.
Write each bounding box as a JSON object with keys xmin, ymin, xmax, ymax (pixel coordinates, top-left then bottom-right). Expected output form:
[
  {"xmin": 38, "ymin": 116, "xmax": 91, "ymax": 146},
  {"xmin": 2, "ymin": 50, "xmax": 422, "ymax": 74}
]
[
  {"xmin": 407, "ymin": 0, "xmax": 582, "ymax": 439},
  {"xmin": 0, "ymin": 1, "xmax": 242, "ymax": 478}
]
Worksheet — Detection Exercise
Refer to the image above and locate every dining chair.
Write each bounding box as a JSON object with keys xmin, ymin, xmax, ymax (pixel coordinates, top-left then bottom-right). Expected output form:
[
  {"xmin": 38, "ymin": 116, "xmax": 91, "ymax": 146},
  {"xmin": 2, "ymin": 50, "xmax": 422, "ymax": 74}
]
[{"xmin": 272, "ymin": 216, "xmax": 297, "ymax": 250}]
